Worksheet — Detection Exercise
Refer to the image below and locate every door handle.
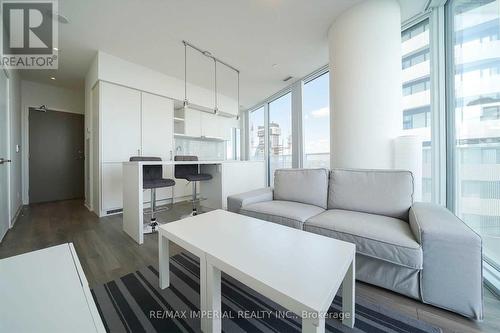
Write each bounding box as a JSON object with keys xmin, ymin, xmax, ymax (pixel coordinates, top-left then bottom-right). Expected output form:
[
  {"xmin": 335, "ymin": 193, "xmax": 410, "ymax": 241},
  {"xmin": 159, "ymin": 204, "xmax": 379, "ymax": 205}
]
[{"xmin": 0, "ymin": 158, "xmax": 12, "ymax": 164}]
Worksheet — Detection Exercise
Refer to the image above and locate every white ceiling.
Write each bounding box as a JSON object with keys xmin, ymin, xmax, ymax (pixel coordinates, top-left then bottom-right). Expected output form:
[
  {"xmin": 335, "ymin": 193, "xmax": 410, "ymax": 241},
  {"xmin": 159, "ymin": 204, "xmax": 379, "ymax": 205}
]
[{"xmin": 20, "ymin": 0, "xmax": 427, "ymax": 108}]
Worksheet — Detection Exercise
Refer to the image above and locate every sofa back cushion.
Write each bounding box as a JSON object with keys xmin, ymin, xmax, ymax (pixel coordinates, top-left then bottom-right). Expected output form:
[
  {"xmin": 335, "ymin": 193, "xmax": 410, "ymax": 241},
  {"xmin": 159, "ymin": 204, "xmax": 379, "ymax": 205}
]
[
  {"xmin": 328, "ymin": 168, "xmax": 414, "ymax": 220},
  {"xmin": 274, "ymin": 168, "xmax": 329, "ymax": 209}
]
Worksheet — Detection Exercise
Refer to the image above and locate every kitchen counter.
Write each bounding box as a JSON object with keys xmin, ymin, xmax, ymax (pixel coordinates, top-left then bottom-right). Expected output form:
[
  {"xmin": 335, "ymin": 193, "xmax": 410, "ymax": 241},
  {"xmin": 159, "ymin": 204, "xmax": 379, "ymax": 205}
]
[{"xmin": 122, "ymin": 160, "xmax": 266, "ymax": 244}]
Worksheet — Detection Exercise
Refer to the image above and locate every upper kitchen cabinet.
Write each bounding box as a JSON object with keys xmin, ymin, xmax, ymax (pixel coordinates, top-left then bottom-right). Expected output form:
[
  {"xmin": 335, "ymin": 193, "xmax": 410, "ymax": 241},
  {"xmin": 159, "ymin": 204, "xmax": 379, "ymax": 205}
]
[
  {"xmin": 141, "ymin": 92, "xmax": 174, "ymax": 161},
  {"xmin": 184, "ymin": 108, "xmax": 202, "ymax": 137},
  {"xmin": 100, "ymin": 82, "xmax": 141, "ymax": 162},
  {"xmin": 201, "ymin": 112, "xmax": 223, "ymax": 139}
]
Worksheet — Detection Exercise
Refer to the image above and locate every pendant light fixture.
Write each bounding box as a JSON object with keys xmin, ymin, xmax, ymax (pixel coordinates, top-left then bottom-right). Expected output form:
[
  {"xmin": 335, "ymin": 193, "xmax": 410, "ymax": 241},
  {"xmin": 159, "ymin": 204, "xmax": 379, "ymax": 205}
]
[
  {"xmin": 214, "ymin": 58, "xmax": 218, "ymax": 115},
  {"xmin": 182, "ymin": 40, "xmax": 240, "ymax": 119},
  {"xmin": 183, "ymin": 41, "xmax": 189, "ymax": 110}
]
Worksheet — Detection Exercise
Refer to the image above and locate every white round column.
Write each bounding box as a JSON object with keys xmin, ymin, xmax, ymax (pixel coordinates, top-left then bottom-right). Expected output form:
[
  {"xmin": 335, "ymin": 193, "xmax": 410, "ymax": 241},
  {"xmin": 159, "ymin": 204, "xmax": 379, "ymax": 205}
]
[{"xmin": 328, "ymin": 0, "xmax": 402, "ymax": 169}]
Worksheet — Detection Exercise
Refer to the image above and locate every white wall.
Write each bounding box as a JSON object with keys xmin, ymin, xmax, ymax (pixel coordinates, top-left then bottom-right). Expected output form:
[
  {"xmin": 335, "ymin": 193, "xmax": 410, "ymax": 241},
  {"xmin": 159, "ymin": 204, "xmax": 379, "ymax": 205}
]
[
  {"xmin": 328, "ymin": 0, "xmax": 402, "ymax": 169},
  {"xmin": 8, "ymin": 70, "xmax": 22, "ymax": 226},
  {"xmin": 21, "ymin": 80, "xmax": 85, "ymax": 204},
  {"xmin": 21, "ymin": 80, "xmax": 85, "ymax": 114},
  {"xmin": 95, "ymin": 51, "xmax": 238, "ymax": 115}
]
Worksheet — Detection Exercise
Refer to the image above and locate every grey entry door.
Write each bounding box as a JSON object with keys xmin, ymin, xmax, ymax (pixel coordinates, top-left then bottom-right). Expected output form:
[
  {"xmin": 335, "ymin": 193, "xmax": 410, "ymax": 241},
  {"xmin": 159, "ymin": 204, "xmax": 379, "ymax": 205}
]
[{"xmin": 29, "ymin": 109, "xmax": 84, "ymax": 203}]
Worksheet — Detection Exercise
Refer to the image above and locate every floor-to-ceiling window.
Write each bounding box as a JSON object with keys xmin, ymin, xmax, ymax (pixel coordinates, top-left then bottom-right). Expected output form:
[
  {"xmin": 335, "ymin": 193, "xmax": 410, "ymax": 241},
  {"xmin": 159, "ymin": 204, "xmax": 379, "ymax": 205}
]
[
  {"xmin": 248, "ymin": 106, "xmax": 265, "ymax": 160},
  {"xmin": 302, "ymin": 72, "xmax": 330, "ymax": 168},
  {"xmin": 401, "ymin": 18, "xmax": 433, "ymax": 202},
  {"xmin": 447, "ymin": 0, "xmax": 500, "ymax": 279},
  {"xmin": 246, "ymin": 69, "xmax": 330, "ymax": 185},
  {"xmin": 268, "ymin": 93, "xmax": 292, "ymax": 184}
]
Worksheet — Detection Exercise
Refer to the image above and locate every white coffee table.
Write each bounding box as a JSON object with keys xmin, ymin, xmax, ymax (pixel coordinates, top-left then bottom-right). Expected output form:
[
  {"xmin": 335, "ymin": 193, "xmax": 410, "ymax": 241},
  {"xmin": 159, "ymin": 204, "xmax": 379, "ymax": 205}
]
[
  {"xmin": 0, "ymin": 244, "xmax": 105, "ymax": 333},
  {"xmin": 159, "ymin": 209, "xmax": 356, "ymax": 333}
]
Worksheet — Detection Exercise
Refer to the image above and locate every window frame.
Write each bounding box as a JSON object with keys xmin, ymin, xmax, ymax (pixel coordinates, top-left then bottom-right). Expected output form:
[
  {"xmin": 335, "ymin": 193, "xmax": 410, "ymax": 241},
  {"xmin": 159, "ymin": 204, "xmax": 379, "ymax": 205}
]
[
  {"xmin": 267, "ymin": 91, "xmax": 293, "ymax": 185},
  {"xmin": 244, "ymin": 65, "xmax": 328, "ymax": 185},
  {"xmin": 445, "ymin": 0, "xmax": 500, "ymax": 296},
  {"xmin": 301, "ymin": 68, "xmax": 330, "ymax": 169},
  {"xmin": 402, "ymin": 10, "xmax": 447, "ymax": 205}
]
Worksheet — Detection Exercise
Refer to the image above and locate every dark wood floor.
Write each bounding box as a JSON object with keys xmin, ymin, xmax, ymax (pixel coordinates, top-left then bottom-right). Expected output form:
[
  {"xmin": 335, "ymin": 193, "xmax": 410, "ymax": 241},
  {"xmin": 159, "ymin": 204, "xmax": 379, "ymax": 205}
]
[{"xmin": 1, "ymin": 200, "xmax": 499, "ymax": 333}]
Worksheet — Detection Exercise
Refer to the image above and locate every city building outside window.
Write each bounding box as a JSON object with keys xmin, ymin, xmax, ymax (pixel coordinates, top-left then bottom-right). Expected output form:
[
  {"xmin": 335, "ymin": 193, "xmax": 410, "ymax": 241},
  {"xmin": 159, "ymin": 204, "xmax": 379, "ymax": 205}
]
[
  {"xmin": 401, "ymin": 18, "xmax": 432, "ymax": 202},
  {"xmin": 268, "ymin": 93, "xmax": 292, "ymax": 185},
  {"xmin": 248, "ymin": 106, "xmax": 265, "ymax": 161}
]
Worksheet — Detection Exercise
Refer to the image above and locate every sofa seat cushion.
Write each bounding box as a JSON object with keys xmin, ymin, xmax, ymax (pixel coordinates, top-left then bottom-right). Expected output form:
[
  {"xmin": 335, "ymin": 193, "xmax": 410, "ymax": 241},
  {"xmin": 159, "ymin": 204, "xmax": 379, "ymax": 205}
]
[
  {"xmin": 240, "ymin": 200, "xmax": 325, "ymax": 230},
  {"xmin": 304, "ymin": 209, "xmax": 422, "ymax": 269}
]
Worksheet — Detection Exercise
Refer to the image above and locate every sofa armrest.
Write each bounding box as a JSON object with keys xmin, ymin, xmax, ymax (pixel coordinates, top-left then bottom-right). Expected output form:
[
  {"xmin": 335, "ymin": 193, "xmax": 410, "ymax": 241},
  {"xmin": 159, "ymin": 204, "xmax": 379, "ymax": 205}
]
[
  {"xmin": 409, "ymin": 202, "xmax": 483, "ymax": 319},
  {"xmin": 227, "ymin": 187, "xmax": 273, "ymax": 213}
]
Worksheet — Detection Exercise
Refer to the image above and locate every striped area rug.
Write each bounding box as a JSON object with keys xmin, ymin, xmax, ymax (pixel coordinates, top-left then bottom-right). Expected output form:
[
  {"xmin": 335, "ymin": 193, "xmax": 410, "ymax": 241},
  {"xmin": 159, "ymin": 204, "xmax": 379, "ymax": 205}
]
[{"xmin": 91, "ymin": 252, "xmax": 441, "ymax": 333}]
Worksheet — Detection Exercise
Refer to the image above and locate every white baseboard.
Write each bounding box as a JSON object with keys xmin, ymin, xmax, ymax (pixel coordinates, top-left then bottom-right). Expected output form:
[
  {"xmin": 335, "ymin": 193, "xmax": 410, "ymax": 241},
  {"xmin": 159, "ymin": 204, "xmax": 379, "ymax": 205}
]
[
  {"xmin": 0, "ymin": 227, "xmax": 7, "ymax": 243},
  {"xmin": 100, "ymin": 196, "xmax": 193, "ymax": 218},
  {"xmin": 83, "ymin": 202, "xmax": 92, "ymax": 212},
  {"xmin": 10, "ymin": 204, "xmax": 23, "ymax": 228},
  {"xmin": 0, "ymin": 205, "xmax": 22, "ymax": 244}
]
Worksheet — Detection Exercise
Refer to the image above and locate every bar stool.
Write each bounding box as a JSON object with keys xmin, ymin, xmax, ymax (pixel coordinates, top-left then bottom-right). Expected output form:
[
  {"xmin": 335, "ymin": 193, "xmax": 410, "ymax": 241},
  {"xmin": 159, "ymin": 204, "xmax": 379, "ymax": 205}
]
[
  {"xmin": 129, "ymin": 156, "xmax": 175, "ymax": 233},
  {"xmin": 174, "ymin": 155, "xmax": 212, "ymax": 216}
]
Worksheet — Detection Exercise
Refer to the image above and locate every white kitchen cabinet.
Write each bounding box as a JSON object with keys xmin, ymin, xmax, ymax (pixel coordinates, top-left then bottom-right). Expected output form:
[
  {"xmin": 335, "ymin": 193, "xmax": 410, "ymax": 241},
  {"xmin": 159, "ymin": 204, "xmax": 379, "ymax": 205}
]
[
  {"xmin": 102, "ymin": 161, "xmax": 175, "ymax": 214},
  {"xmin": 201, "ymin": 112, "xmax": 223, "ymax": 138},
  {"xmin": 184, "ymin": 108, "xmax": 201, "ymax": 137},
  {"xmin": 101, "ymin": 163, "xmax": 123, "ymax": 212},
  {"xmin": 98, "ymin": 83, "xmax": 178, "ymax": 216},
  {"xmin": 100, "ymin": 82, "xmax": 141, "ymax": 162},
  {"xmin": 141, "ymin": 92, "xmax": 174, "ymax": 160}
]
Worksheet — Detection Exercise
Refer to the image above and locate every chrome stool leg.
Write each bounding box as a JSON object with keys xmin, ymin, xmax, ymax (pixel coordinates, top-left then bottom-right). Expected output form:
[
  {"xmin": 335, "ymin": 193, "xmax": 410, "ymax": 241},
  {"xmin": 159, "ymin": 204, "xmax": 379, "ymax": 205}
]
[
  {"xmin": 192, "ymin": 181, "xmax": 198, "ymax": 216},
  {"xmin": 150, "ymin": 188, "xmax": 159, "ymax": 232}
]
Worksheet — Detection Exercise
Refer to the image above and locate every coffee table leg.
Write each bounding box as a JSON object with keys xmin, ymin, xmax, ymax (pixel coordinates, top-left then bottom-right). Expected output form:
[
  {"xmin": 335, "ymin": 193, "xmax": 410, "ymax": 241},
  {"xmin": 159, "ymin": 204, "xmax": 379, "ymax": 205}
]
[
  {"xmin": 205, "ymin": 261, "xmax": 221, "ymax": 333},
  {"xmin": 159, "ymin": 235, "xmax": 169, "ymax": 289},
  {"xmin": 342, "ymin": 256, "xmax": 355, "ymax": 328},
  {"xmin": 302, "ymin": 315, "xmax": 325, "ymax": 333}
]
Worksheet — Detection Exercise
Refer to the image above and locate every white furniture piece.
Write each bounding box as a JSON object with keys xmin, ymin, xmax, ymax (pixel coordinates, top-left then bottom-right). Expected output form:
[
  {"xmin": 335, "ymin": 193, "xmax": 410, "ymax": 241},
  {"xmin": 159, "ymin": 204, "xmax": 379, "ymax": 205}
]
[
  {"xmin": 91, "ymin": 80, "xmax": 241, "ymax": 217},
  {"xmin": 123, "ymin": 160, "xmax": 265, "ymax": 244},
  {"xmin": 158, "ymin": 210, "xmax": 356, "ymax": 333},
  {"xmin": 93, "ymin": 81, "xmax": 174, "ymax": 217},
  {"xmin": 86, "ymin": 52, "xmax": 241, "ymax": 215},
  {"xmin": 0, "ymin": 243, "xmax": 105, "ymax": 333}
]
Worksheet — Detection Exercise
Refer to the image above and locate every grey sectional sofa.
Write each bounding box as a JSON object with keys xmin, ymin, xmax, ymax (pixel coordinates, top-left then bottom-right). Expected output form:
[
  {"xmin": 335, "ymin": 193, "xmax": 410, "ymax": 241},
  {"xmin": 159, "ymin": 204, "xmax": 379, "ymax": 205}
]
[{"xmin": 227, "ymin": 168, "xmax": 483, "ymax": 320}]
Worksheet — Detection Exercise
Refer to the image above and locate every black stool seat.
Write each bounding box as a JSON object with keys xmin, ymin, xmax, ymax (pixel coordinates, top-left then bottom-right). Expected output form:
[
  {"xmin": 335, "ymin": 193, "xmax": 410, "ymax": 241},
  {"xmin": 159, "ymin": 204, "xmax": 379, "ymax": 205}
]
[
  {"xmin": 144, "ymin": 178, "xmax": 176, "ymax": 189},
  {"xmin": 185, "ymin": 173, "xmax": 213, "ymax": 182},
  {"xmin": 129, "ymin": 156, "xmax": 175, "ymax": 232},
  {"xmin": 174, "ymin": 155, "xmax": 213, "ymax": 216}
]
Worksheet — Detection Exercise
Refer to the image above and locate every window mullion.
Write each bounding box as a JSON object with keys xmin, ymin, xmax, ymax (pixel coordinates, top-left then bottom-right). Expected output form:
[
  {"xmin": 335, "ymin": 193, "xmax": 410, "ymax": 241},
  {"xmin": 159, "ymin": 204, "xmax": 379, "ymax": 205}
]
[{"xmin": 430, "ymin": 6, "xmax": 447, "ymax": 206}]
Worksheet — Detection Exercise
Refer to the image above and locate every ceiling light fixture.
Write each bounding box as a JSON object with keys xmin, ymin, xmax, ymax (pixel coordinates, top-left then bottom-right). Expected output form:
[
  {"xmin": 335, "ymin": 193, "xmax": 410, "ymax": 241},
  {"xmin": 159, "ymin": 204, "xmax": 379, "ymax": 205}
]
[
  {"xmin": 50, "ymin": 77, "xmax": 56, "ymax": 80},
  {"xmin": 34, "ymin": 105, "xmax": 48, "ymax": 112},
  {"xmin": 53, "ymin": 47, "xmax": 58, "ymax": 51}
]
